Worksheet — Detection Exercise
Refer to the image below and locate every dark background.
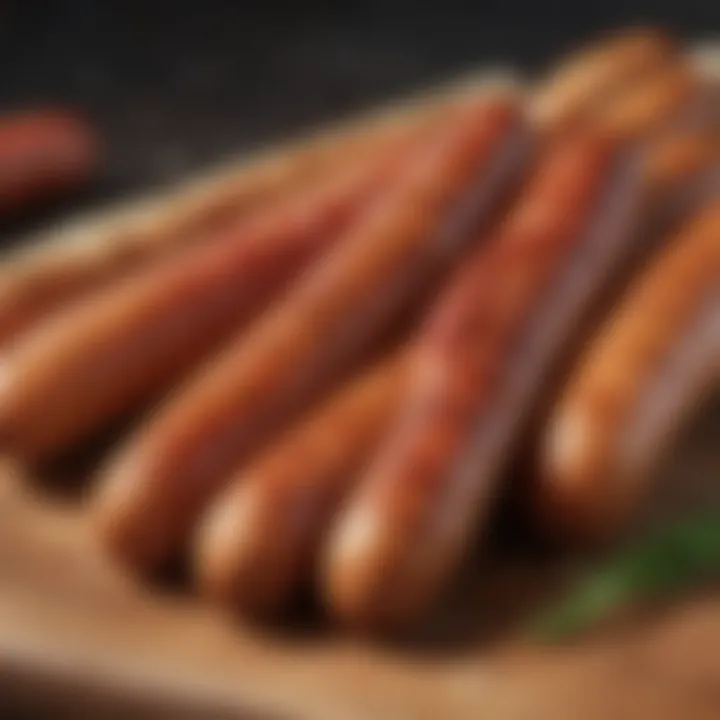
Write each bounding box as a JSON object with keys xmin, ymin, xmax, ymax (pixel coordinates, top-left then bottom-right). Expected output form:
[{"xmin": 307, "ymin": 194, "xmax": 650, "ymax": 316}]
[{"xmin": 0, "ymin": 1, "xmax": 717, "ymax": 231}]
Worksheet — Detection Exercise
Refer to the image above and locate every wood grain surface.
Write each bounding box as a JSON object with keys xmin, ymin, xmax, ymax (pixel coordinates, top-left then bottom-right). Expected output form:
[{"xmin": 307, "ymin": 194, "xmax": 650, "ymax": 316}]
[{"xmin": 0, "ymin": 401, "xmax": 717, "ymax": 719}]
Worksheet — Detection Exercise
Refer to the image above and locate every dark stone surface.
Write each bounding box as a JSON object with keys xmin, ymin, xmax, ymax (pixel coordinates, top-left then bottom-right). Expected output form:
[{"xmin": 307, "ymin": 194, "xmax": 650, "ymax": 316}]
[{"xmin": 0, "ymin": 1, "xmax": 716, "ymax": 241}]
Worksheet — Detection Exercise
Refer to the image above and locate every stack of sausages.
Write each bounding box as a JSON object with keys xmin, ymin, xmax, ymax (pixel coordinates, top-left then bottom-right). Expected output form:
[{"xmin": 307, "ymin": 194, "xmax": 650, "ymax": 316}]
[{"xmin": 0, "ymin": 28, "xmax": 717, "ymax": 634}]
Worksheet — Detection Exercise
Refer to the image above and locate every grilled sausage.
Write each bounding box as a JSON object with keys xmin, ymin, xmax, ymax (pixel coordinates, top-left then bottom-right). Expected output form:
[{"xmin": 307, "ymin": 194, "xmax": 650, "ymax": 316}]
[
  {"xmin": 0, "ymin": 137, "xmax": 418, "ymax": 458},
  {"xmin": 322, "ymin": 130, "xmax": 649, "ymax": 632},
  {"xmin": 92, "ymin": 95, "xmax": 528, "ymax": 574},
  {"xmin": 644, "ymin": 131, "xmax": 719, "ymax": 194},
  {"xmin": 590, "ymin": 61, "xmax": 700, "ymax": 142},
  {"xmin": 642, "ymin": 126, "xmax": 719, "ymax": 232},
  {"xmin": 531, "ymin": 28, "xmax": 676, "ymax": 134},
  {"xmin": 534, "ymin": 201, "xmax": 720, "ymax": 542},
  {"xmin": 324, "ymin": 124, "xmax": 716, "ymax": 627},
  {"xmin": 0, "ymin": 109, "xmax": 97, "ymax": 215},
  {"xmin": 195, "ymin": 354, "xmax": 407, "ymax": 618},
  {"xmin": 0, "ymin": 80, "xmax": 486, "ymax": 345}
]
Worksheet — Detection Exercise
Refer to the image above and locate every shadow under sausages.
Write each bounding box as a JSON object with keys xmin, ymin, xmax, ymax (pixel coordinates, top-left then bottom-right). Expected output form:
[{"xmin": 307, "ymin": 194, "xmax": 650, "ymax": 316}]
[{"xmin": 19, "ymin": 411, "xmax": 141, "ymax": 503}]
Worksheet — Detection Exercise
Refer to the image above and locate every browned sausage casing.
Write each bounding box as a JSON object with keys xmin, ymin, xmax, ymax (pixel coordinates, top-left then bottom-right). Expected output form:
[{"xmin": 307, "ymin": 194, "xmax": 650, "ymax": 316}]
[
  {"xmin": 323, "ymin": 130, "xmax": 648, "ymax": 632},
  {"xmin": 92, "ymin": 95, "xmax": 528, "ymax": 574},
  {"xmin": 0, "ymin": 81, "xmax": 494, "ymax": 347},
  {"xmin": 195, "ymin": 354, "xmax": 408, "ymax": 618},
  {"xmin": 644, "ymin": 130, "xmax": 719, "ymax": 195},
  {"xmin": 643, "ymin": 127, "xmax": 720, "ymax": 232},
  {"xmin": 0, "ymin": 110, "xmax": 97, "ymax": 215},
  {"xmin": 534, "ymin": 201, "xmax": 720, "ymax": 542},
  {"xmin": 588, "ymin": 61, "xmax": 700, "ymax": 142},
  {"xmin": 0, "ymin": 136, "xmax": 420, "ymax": 458},
  {"xmin": 531, "ymin": 28, "xmax": 676, "ymax": 134}
]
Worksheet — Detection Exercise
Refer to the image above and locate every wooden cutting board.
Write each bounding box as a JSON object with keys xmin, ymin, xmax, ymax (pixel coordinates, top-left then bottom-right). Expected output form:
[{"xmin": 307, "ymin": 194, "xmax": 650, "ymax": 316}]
[{"xmin": 0, "ymin": 401, "xmax": 718, "ymax": 719}]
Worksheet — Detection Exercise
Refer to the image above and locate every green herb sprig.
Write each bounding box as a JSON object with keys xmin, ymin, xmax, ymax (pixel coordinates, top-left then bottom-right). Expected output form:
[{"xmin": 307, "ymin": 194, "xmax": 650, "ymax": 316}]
[{"xmin": 531, "ymin": 506, "xmax": 720, "ymax": 642}]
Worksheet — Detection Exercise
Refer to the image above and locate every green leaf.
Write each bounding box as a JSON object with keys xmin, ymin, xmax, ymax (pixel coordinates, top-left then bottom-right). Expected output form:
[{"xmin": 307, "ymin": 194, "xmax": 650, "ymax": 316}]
[{"xmin": 530, "ymin": 506, "xmax": 720, "ymax": 642}]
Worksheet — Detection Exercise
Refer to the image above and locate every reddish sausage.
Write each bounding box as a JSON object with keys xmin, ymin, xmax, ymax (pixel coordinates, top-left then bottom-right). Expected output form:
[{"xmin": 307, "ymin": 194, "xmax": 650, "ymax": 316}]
[
  {"xmin": 0, "ymin": 81, "xmax": 489, "ymax": 345},
  {"xmin": 642, "ymin": 126, "xmax": 720, "ymax": 237},
  {"xmin": 534, "ymin": 201, "xmax": 720, "ymax": 542},
  {"xmin": 0, "ymin": 109, "xmax": 97, "ymax": 215},
  {"xmin": 0, "ymin": 135, "xmax": 419, "ymax": 458},
  {"xmin": 589, "ymin": 61, "xmax": 700, "ymax": 142},
  {"xmin": 195, "ymin": 354, "xmax": 408, "ymax": 619},
  {"xmin": 530, "ymin": 28, "xmax": 676, "ymax": 134},
  {"xmin": 322, "ymin": 121, "xmax": 717, "ymax": 631},
  {"xmin": 323, "ymin": 131, "xmax": 646, "ymax": 631},
  {"xmin": 644, "ymin": 130, "xmax": 719, "ymax": 194},
  {"xmin": 92, "ymin": 95, "xmax": 528, "ymax": 574}
]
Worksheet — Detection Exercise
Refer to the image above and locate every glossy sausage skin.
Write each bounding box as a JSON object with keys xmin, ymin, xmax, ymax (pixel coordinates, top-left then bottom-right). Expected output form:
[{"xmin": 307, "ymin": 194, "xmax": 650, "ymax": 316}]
[
  {"xmin": 0, "ymin": 139, "xmax": 417, "ymax": 459},
  {"xmin": 323, "ymin": 131, "xmax": 648, "ymax": 632},
  {"xmin": 195, "ymin": 354, "xmax": 407, "ymax": 619},
  {"xmin": 0, "ymin": 90, "xmax": 462, "ymax": 346},
  {"xmin": 531, "ymin": 28, "xmax": 676, "ymax": 134},
  {"xmin": 590, "ymin": 61, "xmax": 700, "ymax": 142},
  {"xmin": 0, "ymin": 110, "xmax": 97, "ymax": 215},
  {"xmin": 643, "ymin": 130, "xmax": 719, "ymax": 196},
  {"xmin": 535, "ymin": 201, "xmax": 720, "ymax": 542},
  {"xmin": 92, "ymin": 95, "xmax": 529, "ymax": 574},
  {"xmin": 643, "ymin": 129, "xmax": 720, "ymax": 233}
]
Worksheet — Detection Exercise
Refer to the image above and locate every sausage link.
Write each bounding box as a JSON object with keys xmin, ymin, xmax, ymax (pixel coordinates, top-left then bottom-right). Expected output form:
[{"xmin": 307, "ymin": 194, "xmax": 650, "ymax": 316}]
[
  {"xmin": 531, "ymin": 28, "xmax": 676, "ymax": 134},
  {"xmin": 655, "ymin": 72, "xmax": 719, "ymax": 133},
  {"xmin": 0, "ymin": 77, "xmax": 499, "ymax": 346},
  {"xmin": 0, "ymin": 114, "xmax": 415, "ymax": 346},
  {"xmin": 590, "ymin": 61, "xmax": 700, "ymax": 142},
  {"xmin": 641, "ymin": 125, "xmax": 720, "ymax": 231},
  {"xmin": 92, "ymin": 95, "xmax": 528, "ymax": 574},
  {"xmin": 195, "ymin": 354, "xmax": 408, "ymax": 619},
  {"xmin": 0, "ymin": 109, "xmax": 97, "ymax": 215},
  {"xmin": 323, "ymin": 131, "xmax": 648, "ymax": 632},
  {"xmin": 644, "ymin": 130, "xmax": 719, "ymax": 195},
  {"xmin": 0, "ymin": 134, "xmax": 421, "ymax": 458},
  {"xmin": 535, "ymin": 201, "xmax": 720, "ymax": 542}
]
